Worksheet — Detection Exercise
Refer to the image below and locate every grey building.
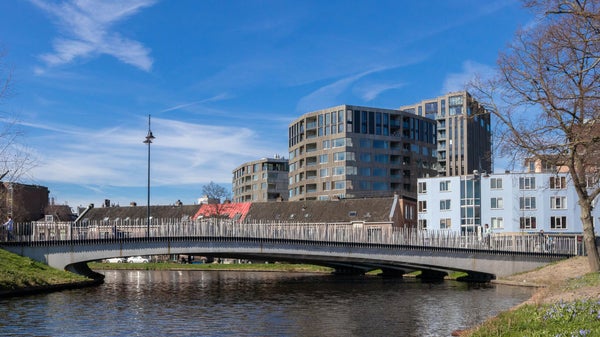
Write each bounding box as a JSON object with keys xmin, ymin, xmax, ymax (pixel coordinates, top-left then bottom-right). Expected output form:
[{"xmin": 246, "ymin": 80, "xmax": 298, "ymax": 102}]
[
  {"xmin": 288, "ymin": 105, "xmax": 437, "ymax": 201},
  {"xmin": 400, "ymin": 91, "xmax": 492, "ymax": 177},
  {"xmin": 232, "ymin": 156, "xmax": 289, "ymax": 202}
]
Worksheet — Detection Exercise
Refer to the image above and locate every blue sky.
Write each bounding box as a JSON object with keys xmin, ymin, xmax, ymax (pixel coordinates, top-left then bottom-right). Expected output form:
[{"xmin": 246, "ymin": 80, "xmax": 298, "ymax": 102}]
[{"xmin": 0, "ymin": 0, "xmax": 533, "ymax": 209}]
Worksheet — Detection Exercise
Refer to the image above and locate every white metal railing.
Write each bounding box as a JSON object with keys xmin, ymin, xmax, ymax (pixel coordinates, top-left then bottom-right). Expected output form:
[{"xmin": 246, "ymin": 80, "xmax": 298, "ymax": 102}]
[{"xmin": 0, "ymin": 218, "xmax": 585, "ymax": 255}]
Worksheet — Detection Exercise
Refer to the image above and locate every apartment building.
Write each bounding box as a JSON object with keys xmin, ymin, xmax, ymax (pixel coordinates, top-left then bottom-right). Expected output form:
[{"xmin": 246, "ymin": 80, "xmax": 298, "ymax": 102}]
[
  {"xmin": 288, "ymin": 105, "xmax": 437, "ymax": 201},
  {"xmin": 400, "ymin": 91, "xmax": 492, "ymax": 177},
  {"xmin": 232, "ymin": 156, "xmax": 289, "ymax": 202},
  {"xmin": 417, "ymin": 171, "xmax": 599, "ymax": 235}
]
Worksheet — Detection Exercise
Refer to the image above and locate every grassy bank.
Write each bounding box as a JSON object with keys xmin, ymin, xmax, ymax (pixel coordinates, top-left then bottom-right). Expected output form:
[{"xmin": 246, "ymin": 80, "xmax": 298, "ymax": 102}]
[
  {"xmin": 462, "ymin": 258, "xmax": 600, "ymax": 336},
  {"xmin": 89, "ymin": 261, "xmax": 334, "ymax": 273},
  {"xmin": 0, "ymin": 249, "xmax": 92, "ymax": 295}
]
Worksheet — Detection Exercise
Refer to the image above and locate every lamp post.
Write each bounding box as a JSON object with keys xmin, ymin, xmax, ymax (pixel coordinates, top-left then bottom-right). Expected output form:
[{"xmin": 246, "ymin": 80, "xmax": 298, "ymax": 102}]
[{"xmin": 143, "ymin": 115, "xmax": 155, "ymax": 238}]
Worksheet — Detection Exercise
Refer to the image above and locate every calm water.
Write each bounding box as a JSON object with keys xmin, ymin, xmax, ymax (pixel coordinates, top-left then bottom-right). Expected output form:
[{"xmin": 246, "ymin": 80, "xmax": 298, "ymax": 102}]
[{"xmin": 0, "ymin": 270, "xmax": 533, "ymax": 337}]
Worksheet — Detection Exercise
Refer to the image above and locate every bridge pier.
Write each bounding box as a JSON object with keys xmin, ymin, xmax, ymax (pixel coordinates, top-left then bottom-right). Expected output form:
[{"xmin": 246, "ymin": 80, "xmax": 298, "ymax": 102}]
[
  {"xmin": 417, "ymin": 269, "xmax": 447, "ymax": 282},
  {"xmin": 457, "ymin": 272, "xmax": 495, "ymax": 283},
  {"xmin": 379, "ymin": 268, "xmax": 405, "ymax": 278},
  {"xmin": 65, "ymin": 262, "xmax": 105, "ymax": 282}
]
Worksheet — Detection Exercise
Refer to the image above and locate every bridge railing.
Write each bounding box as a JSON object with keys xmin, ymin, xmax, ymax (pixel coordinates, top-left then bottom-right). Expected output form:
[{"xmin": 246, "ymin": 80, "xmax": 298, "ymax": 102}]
[{"xmin": 1, "ymin": 218, "xmax": 584, "ymax": 255}]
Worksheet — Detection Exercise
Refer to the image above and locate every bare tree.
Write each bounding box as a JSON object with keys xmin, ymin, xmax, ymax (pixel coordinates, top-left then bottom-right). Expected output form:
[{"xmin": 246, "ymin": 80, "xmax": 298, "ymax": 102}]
[
  {"xmin": 470, "ymin": 0, "xmax": 600, "ymax": 271},
  {"xmin": 0, "ymin": 49, "xmax": 35, "ymax": 221},
  {"xmin": 201, "ymin": 181, "xmax": 231, "ymax": 218}
]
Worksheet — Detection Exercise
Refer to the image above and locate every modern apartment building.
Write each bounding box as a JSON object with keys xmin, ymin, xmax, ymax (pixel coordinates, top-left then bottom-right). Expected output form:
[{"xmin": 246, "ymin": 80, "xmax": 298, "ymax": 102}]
[
  {"xmin": 400, "ymin": 91, "xmax": 492, "ymax": 177},
  {"xmin": 416, "ymin": 171, "xmax": 599, "ymax": 235},
  {"xmin": 288, "ymin": 105, "xmax": 437, "ymax": 201},
  {"xmin": 232, "ymin": 156, "xmax": 289, "ymax": 203}
]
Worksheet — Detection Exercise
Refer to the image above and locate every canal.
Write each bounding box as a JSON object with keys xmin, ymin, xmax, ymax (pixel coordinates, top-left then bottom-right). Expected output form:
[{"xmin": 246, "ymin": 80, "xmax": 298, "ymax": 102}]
[{"xmin": 0, "ymin": 270, "xmax": 533, "ymax": 336}]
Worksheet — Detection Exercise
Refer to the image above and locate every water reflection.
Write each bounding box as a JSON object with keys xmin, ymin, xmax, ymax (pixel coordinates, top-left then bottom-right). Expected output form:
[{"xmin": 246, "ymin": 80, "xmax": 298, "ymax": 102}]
[{"xmin": 0, "ymin": 270, "xmax": 532, "ymax": 337}]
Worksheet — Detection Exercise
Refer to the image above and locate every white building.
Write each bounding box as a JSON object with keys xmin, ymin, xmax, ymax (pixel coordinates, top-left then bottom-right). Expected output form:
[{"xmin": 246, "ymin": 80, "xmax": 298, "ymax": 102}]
[{"xmin": 417, "ymin": 171, "xmax": 600, "ymax": 235}]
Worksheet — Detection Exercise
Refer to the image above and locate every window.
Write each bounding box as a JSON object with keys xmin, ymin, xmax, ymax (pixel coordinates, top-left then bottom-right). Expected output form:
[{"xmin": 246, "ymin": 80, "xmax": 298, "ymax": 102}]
[
  {"xmin": 334, "ymin": 181, "xmax": 346, "ymax": 189},
  {"xmin": 520, "ymin": 216, "xmax": 537, "ymax": 229},
  {"xmin": 373, "ymin": 168, "xmax": 386, "ymax": 177},
  {"xmin": 440, "ymin": 218, "xmax": 451, "ymax": 229},
  {"xmin": 319, "ymin": 154, "xmax": 328, "ymax": 163},
  {"xmin": 418, "ymin": 182, "xmax": 427, "ymax": 194},
  {"xmin": 439, "ymin": 180, "xmax": 451, "ymax": 191},
  {"xmin": 359, "ymin": 167, "xmax": 371, "ymax": 176},
  {"xmin": 549, "ymin": 176, "xmax": 566, "ymax": 189},
  {"xmin": 320, "ymin": 168, "xmax": 329, "ymax": 177},
  {"xmin": 359, "ymin": 153, "xmax": 371, "ymax": 162},
  {"xmin": 418, "ymin": 200, "xmax": 427, "ymax": 212},
  {"xmin": 490, "ymin": 178, "xmax": 503, "ymax": 189},
  {"xmin": 440, "ymin": 199, "xmax": 451, "ymax": 210},
  {"xmin": 550, "ymin": 196, "xmax": 567, "ymax": 209},
  {"xmin": 491, "ymin": 197, "xmax": 504, "ymax": 209},
  {"xmin": 491, "ymin": 217, "xmax": 504, "ymax": 229},
  {"xmin": 551, "ymin": 216, "xmax": 567, "ymax": 229},
  {"xmin": 333, "ymin": 166, "xmax": 345, "ymax": 175},
  {"xmin": 519, "ymin": 177, "xmax": 536, "ymax": 190},
  {"xmin": 333, "ymin": 137, "xmax": 345, "ymax": 147},
  {"xmin": 334, "ymin": 152, "xmax": 345, "ymax": 161},
  {"xmin": 519, "ymin": 196, "xmax": 537, "ymax": 210},
  {"xmin": 418, "ymin": 219, "xmax": 427, "ymax": 229}
]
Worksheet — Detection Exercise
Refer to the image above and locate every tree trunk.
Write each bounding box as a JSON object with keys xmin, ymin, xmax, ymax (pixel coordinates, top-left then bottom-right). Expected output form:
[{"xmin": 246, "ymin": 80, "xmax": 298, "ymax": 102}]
[{"xmin": 580, "ymin": 202, "xmax": 600, "ymax": 272}]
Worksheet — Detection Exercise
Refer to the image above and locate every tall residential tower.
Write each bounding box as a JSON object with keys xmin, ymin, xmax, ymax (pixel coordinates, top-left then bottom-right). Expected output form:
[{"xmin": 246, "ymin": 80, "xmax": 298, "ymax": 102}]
[
  {"xmin": 400, "ymin": 91, "xmax": 492, "ymax": 177},
  {"xmin": 288, "ymin": 105, "xmax": 437, "ymax": 201}
]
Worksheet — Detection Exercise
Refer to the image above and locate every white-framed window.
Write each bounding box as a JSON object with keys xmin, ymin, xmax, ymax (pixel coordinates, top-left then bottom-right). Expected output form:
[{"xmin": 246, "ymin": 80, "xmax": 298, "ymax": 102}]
[
  {"xmin": 551, "ymin": 216, "xmax": 567, "ymax": 229},
  {"xmin": 549, "ymin": 176, "xmax": 566, "ymax": 189},
  {"xmin": 519, "ymin": 196, "xmax": 537, "ymax": 210},
  {"xmin": 519, "ymin": 177, "xmax": 536, "ymax": 190},
  {"xmin": 440, "ymin": 180, "xmax": 451, "ymax": 192},
  {"xmin": 418, "ymin": 200, "xmax": 427, "ymax": 213},
  {"xmin": 491, "ymin": 217, "xmax": 504, "ymax": 229},
  {"xmin": 440, "ymin": 199, "xmax": 451, "ymax": 210},
  {"xmin": 520, "ymin": 216, "xmax": 537, "ymax": 229},
  {"xmin": 490, "ymin": 197, "xmax": 503, "ymax": 209},
  {"xmin": 490, "ymin": 178, "xmax": 503, "ymax": 189},
  {"xmin": 550, "ymin": 196, "xmax": 567, "ymax": 209},
  {"xmin": 418, "ymin": 182, "xmax": 427, "ymax": 194},
  {"xmin": 440, "ymin": 218, "xmax": 451, "ymax": 229}
]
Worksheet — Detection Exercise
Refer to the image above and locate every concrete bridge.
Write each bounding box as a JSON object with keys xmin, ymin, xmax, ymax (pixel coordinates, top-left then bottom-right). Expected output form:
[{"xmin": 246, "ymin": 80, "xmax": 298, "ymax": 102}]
[{"xmin": 1, "ymin": 219, "xmax": 580, "ymax": 282}]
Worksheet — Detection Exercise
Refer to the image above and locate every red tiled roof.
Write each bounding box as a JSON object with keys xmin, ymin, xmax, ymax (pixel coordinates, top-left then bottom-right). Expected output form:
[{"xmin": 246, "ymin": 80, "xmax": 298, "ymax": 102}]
[{"xmin": 193, "ymin": 202, "xmax": 252, "ymax": 222}]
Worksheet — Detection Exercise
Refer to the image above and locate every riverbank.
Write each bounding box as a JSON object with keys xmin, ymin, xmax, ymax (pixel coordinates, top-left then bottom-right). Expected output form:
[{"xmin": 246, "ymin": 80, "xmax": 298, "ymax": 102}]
[
  {"xmin": 0, "ymin": 249, "xmax": 98, "ymax": 298},
  {"xmin": 458, "ymin": 256, "xmax": 600, "ymax": 336}
]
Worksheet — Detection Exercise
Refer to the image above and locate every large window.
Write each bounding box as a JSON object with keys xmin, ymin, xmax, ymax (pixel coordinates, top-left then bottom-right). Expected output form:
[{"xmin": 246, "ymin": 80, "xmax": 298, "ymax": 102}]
[
  {"xmin": 519, "ymin": 196, "xmax": 537, "ymax": 210},
  {"xmin": 549, "ymin": 176, "xmax": 566, "ymax": 189},
  {"xmin": 550, "ymin": 196, "xmax": 567, "ymax": 209},
  {"xmin": 520, "ymin": 216, "xmax": 537, "ymax": 229},
  {"xmin": 551, "ymin": 216, "xmax": 567, "ymax": 229},
  {"xmin": 333, "ymin": 181, "xmax": 346, "ymax": 190},
  {"xmin": 490, "ymin": 178, "xmax": 503, "ymax": 189},
  {"xmin": 440, "ymin": 218, "xmax": 451, "ymax": 229},
  {"xmin": 418, "ymin": 201, "xmax": 427, "ymax": 212},
  {"xmin": 491, "ymin": 197, "xmax": 503, "ymax": 209},
  {"xmin": 439, "ymin": 180, "xmax": 451, "ymax": 192},
  {"xmin": 319, "ymin": 154, "xmax": 328, "ymax": 163},
  {"xmin": 440, "ymin": 199, "xmax": 451, "ymax": 211},
  {"xmin": 491, "ymin": 217, "xmax": 504, "ymax": 229},
  {"xmin": 418, "ymin": 182, "xmax": 427, "ymax": 194},
  {"xmin": 519, "ymin": 177, "xmax": 536, "ymax": 190}
]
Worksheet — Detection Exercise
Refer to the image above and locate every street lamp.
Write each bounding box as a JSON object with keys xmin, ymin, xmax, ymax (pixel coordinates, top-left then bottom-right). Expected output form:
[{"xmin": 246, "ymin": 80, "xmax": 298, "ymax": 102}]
[{"xmin": 143, "ymin": 115, "xmax": 155, "ymax": 237}]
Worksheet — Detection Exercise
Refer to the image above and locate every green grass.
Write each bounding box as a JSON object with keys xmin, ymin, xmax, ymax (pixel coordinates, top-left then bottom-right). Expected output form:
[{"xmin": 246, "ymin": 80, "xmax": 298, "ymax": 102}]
[
  {"xmin": 88, "ymin": 261, "xmax": 334, "ymax": 273},
  {"xmin": 0, "ymin": 249, "xmax": 90, "ymax": 291},
  {"xmin": 468, "ymin": 299, "xmax": 600, "ymax": 337},
  {"xmin": 564, "ymin": 272, "xmax": 600, "ymax": 291}
]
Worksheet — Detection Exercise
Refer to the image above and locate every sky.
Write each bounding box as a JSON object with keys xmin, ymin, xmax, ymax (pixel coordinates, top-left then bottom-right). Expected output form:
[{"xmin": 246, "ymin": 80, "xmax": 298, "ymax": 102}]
[{"xmin": 0, "ymin": 0, "xmax": 535, "ymax": 209}]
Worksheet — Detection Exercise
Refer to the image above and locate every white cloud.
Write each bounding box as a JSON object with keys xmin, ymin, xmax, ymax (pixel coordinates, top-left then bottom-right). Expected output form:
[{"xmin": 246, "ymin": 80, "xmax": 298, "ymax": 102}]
[
  {"xmin": 30, "ymin": 0, "xmax": 156, "ymax": 71},
  {"xmin": 295, "ymin": 66, "xmax": 395, "ymax": 112},
  {"xmin": 441, "ymin": 60, "xmax": 496, "ymax": 94},
  {"xmin": 26, "ymin": 116, "xmax": 275, "ymax": 189},
  {"xmin": 354, "ymin": 82, "xmax": 406, "ymax": 102}
]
